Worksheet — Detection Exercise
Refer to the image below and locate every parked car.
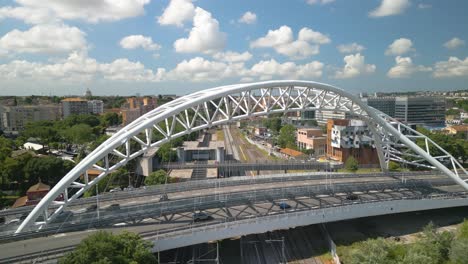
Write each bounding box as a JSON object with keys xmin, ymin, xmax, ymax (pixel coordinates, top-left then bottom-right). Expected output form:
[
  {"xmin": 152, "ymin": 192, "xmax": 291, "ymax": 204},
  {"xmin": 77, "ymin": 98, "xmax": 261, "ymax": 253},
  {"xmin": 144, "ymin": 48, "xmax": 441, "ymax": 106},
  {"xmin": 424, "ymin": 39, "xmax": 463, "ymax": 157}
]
[{"xmin": 346, "ymin": 194, "xmax": 359, "ymax": 201}]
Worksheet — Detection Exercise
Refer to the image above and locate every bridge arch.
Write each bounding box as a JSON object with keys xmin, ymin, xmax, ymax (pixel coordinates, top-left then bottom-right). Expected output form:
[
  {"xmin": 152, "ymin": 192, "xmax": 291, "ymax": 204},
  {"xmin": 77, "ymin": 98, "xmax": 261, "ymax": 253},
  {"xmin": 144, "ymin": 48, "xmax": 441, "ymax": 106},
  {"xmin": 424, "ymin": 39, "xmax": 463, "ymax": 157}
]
[{"xmin": 16, "ymin": 80, "xmax": 468, "ymax": 233}]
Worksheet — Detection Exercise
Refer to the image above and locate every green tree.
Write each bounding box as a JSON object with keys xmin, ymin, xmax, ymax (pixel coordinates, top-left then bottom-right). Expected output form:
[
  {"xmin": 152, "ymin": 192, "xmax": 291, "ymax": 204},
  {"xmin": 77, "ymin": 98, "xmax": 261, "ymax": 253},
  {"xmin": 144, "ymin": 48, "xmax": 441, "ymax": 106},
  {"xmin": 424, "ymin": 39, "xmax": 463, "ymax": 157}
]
[
  {"xmin": 155, "ymin": 144, "xmax": 178, "ymax": 162},
  {"xmin": 145, "ymin": 170, "xmax": 167, "ymax": 186},
  {"xmin": 277, "ymin": 124, "xmax": 296, "ymax": 148},
  {"xmin": 62, "ymin": 124, "xmax": 94, "ymax": 145},
  {"xmin": 388, "ymin": 161, "xmax": 401, "ymax": 172},
  {"xmin": 263, "ymin": 117, "xmax": 282, "ymax": 134},
  {"xmin": 347, "ymin": 238, "xmax": 399, "ymax": 264},
  {"xmin": 100, "ymin": 112, "xmax": 121, "ymax": 127},
  {"xmin": 345, "ymin": 156, "xmax": 359, "ymax": 172},
  {"xmin": 449, "ymin": 238, "xmax": 468, "ymax": 264},
  {"xmin": 23, "ymin": 156, "xmax": 74, "ymax": 186},
  {"xmin": 59, "ymin": 231, "xmax": 157, "ymax": 264}
]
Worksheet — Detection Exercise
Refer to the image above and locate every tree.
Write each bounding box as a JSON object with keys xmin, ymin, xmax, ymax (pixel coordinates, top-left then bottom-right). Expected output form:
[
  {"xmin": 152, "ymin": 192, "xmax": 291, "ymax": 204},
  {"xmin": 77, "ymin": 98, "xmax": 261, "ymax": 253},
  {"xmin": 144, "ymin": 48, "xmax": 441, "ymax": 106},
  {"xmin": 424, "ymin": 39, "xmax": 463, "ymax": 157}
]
[
  {"xmin": 23, "ymin": 156, "xmax": 74, "ymax": 186},
  {"xmin": 449, "ymin": 238, "xmax": 468, "ymax": 264},
  {"xmin": 145, "ymin": 170, "xmax": 168, "ymax": 186},
  {"xmin": 388, "ymin": 161, "xmax": 401, "ymax": 172},
  {"xmin": 155, "ymin": 144, "xmax": 178, "ymax": 162},
  {"xmin": 347, "ymin": 238, "xmax": 399, "ymax": 264},
  {"xmin": 62, "ymin": 124, "xmax": 94, "ymax": 145},
  {"xmin": 345, "ymin": 156, "xmax": 359, "ymax": 172},
  {"xmin": 263, "ymin": 117, "xmax": 282, "ymax": 134},
  {"xmin": 59, "ymin": 231, "xmax": 157, "ymax": 264},
  {"xmin": 277, "ymin": 124, "xmax": 296, "ymax": 148}
]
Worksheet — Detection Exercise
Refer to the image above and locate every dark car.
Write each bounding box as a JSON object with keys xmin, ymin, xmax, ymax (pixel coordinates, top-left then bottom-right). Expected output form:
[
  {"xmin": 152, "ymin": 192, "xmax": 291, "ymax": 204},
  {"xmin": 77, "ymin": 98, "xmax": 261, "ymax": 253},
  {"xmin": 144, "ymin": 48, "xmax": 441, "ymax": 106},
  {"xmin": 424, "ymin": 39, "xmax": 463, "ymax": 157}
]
[
  {"xmin": 278, "ymin": 202, "xmax": 291, "ymax": 210},
  {"xmin": 85, "ymin": 204, "xmax": 98, "ymax": 212},
  {"xmin": 346, "ymin": 194, "xmax": 359, "ymax": 201},
  {"xmin": 105, "ymin": 204, "xmax": 120, "ymax": 211}
]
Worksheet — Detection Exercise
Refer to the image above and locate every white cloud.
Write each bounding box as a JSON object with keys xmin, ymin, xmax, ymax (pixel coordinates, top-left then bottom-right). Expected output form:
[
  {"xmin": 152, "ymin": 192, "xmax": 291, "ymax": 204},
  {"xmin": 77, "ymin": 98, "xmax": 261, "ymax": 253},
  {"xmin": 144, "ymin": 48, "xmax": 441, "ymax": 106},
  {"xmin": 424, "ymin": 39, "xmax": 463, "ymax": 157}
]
[
  {"xmin": 1, "ymin": 0, "xmax": 150, "ymax": 23},
  {"xmin": 298, "ymin": 27, "xmax": 331, "ymax": 44},
  {"xmin": 238, "ymin": 11, "xmax": 257, "ymax": 24},
  {"xmin": 250, "ymin": 26, "xmax": 329, "ymax": 59},
  {"xmin": 306, "ymin": 0, "xmax": 335, "ymax": 5},
  {"xmin": 174, "ymin": 7, "xmax": 226, "ymax": 54},
  {"xmin": 369, "ymin": 0, "xmax": 410, "ymax": 17},
  {"xmin": 334, "ymin": 53, "xmax": 376, "ymax": 79},
  {"xmin": 249, "ymin": 59, "xmax": 324, "ymax": 80},
  {"xmin": 418, "ymin": 4, "xmax": 432, "ymax": 9},
  {"xmin": 444, "ymin": 37, "xmax": 465, "ymax": 50},
  {"xmin": 0, "ymin": 6, "xmax": 57, "ymax": 24},
  {"xmin": 433, "ymin": 57, "xmax": 468, "ymax": 78},
  {"xmin": 385, "ymin": 38, "xmax": 414, "ymax": 56},
  {"xmin": 387, "ymin": 56, "xmax": 431, "ymax": 78},
  {"xmin": 120, "ymin": 35, "xmax": 161, "ymax": 51},
  {"xmin": 0, "ymin": 24, "xmax": 87, "ymax": 55},
  {"xmin": 213, "ymin": 51, "xmax": 252, "ymax": 62},
  {"xmin": 157, "ymin": 0, "xmax": 195, "ymax": 27},
  {"xmin": 250, "ymin": 26, "xmax": 294, "ymax": 48},
  {"xmin": 0, "ymin": 52, "xmax": 165, "ymax": 82},
  {"xmin": 337, "ymin": 43, "xmax": 365, "ymax": 54},
  {"xmin": 167, "ymin": 57, "xmax": 245, "ymax": 82}
]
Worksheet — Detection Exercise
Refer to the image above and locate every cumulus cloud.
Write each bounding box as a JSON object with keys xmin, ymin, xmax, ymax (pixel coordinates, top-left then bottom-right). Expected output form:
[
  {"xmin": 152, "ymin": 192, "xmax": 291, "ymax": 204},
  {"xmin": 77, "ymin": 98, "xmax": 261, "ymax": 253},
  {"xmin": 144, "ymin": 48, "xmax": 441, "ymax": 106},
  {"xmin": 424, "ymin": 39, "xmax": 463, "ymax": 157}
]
[
  {"xmin": 120, "ymin": 35, "xmax": 161, "ymax": 51},
  {"xmin": 298, "ymin": 28, "xmax": 331, "ymax": 44},
  {"xmin": 387, "ymin": 56, "xmax": 431, "ymax": 78},
  {"xmin": 0, "ymin": 52, "xmax": 165, "ymax": 82},
  {"xmin": 444, "ymin": 37, "xmax": 465, "ymax": 50},
  {"xmin": 0, "ymin": 0, "xmax": 150, "ymax": 24},
  {"xmin": 249, "ymin": 59, "xmax": 324, "ymax": 80},
  {"xmin": 238, "ymin": 11, "xmax": 257, "ymax": 24},
  {"xmin": 0, "ymin": 24, "xmax": 87, "ymax": 55},
  {"xmin": 250, "ymin": 26, "xmax": 329, "ymax": 59},
  {"xmin": 174, "ymin": 7, "xmax": 226, "ymax": 54},
  {"xmin": 157, "ymin": 0, "xmax": 195, "ymax": 27},
  {"xmin": 213, "ymin": 51, "xmax": 252, "ymax": 62},
  {"xmin": 334, "ymin": 53, "xmax": 376, "ymax": 79},
  {"xmin": 369, "ymin": 0, "xmax": 410, "ymax": 17},
  {"xmin": 166, "ymin": 57, "xmax": 246, "ymax": 82},
  {"xmin": 385, "ymin": 38, "xmax": 414, "ymax": 56},
  {"xmin": 337, "ymin": 43, "xmax": 365, "ymax": 54},
  {"xmin": 0, "ymin": 6, "xmax": 57, "ymax": 24},
  {"xmin": 433, "ymin": 57, "xmax": 468, "ymax": 78},
  {"xmin": 306, "ymin": 0, "xmax": 335, "ymax": 5}
]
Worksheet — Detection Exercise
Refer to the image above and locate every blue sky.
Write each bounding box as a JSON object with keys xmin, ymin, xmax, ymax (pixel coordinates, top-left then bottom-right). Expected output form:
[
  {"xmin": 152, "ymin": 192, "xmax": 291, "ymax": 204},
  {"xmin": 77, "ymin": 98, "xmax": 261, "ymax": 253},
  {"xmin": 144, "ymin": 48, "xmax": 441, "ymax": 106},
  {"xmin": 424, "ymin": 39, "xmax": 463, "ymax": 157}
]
[{"xmin": 0, "ymin": 0, "xmax": 467, "ymax": 96}]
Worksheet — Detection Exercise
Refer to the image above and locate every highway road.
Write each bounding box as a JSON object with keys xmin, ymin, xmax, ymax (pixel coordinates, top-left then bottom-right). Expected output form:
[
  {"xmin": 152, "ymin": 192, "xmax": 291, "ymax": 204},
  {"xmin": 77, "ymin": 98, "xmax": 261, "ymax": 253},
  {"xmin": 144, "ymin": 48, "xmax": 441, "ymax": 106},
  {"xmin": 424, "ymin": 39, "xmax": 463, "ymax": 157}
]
[{"xmin": 0, "ymin": 177, "xmax": 464, "ymax": 263}]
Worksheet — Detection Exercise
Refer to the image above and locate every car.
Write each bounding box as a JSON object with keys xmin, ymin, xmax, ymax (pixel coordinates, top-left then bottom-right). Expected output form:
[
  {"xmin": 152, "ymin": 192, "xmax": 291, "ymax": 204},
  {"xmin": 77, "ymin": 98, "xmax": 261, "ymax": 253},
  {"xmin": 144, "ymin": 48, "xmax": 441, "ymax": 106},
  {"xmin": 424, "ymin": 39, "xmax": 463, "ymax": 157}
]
[
  {"xmin": 53, "ymin": 211, "xmax": 73, "ymax": 222},
  {"xmin": 0, "ymin": 217, "xmax": 5, "ymax": 225},
  {"xmin": 193, "ymin": 212, "xmax": 210, "ymax": 222},
  {"xmin": 346, "ymin": 194, "xmax": 359, "ymax": 201},
  {"xmin": 7, "ymin": 219, "xmax": 21, "ymax": 225},
  {"xmin": 159, "ymin": 194, "xmax": 169, "ymax": 201},
  {"xmin": 85, "ymin": 204, "xmax": 98, "ymax": 212},
  {"xmin": 109, "ymin": 188, "xmax": 121, "ymax": 193},
  {"xmin": 105, "ymin": 204, "xmax": 120, "ymax": 211},
  {"xmin": 278, "ymin": 202, "xmax": 291, "ymax": 210}
]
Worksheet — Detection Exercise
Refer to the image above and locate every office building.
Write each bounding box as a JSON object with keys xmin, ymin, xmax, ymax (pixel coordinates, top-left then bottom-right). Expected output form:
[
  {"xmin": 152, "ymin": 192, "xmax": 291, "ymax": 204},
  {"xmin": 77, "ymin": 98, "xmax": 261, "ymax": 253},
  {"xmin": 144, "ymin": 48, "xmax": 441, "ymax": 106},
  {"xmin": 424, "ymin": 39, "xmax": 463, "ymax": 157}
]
[
  {"xmin": 395, "ymin": 96, "xmax": 445, "ymax": 127},
  {"xmin": 361, "ymin": 97, "xmax": 396, "ymax": 117},
  {"xmin": 87, "ymin": 100, "xmax": 104, "ymax": 115},
  {"xmin": 326, "ymin": 119, "xmax": 379, "ymax": 165},
  {"xmin": 296, "ymin": 128, "xmax": 327, "ymax": 156},
  {"xmin": 1, "ymin": 105, "xmax": 61, "ymax": 131},
  {"xmin": 61, "ymin": 98, "xmax": 89, "ymax": 118}
]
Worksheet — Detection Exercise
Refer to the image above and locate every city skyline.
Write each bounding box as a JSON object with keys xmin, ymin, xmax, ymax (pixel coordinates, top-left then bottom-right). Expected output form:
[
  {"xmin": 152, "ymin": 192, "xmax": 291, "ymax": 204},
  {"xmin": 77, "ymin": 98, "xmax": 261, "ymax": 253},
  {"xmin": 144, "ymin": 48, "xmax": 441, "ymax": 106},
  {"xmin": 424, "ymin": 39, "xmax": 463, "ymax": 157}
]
[{"xmin": 0, "ymin": 0, "xmax": 467, "ymax": 96}]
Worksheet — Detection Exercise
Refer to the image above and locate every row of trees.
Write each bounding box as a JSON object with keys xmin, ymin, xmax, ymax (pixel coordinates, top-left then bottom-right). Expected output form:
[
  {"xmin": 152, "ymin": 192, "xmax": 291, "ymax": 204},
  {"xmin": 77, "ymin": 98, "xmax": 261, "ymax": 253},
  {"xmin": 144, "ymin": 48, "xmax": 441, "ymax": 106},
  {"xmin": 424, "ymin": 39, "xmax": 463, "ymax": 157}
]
[{"xmin": 340, "ymin": 221, "xmax": 468, "ymax": 264}]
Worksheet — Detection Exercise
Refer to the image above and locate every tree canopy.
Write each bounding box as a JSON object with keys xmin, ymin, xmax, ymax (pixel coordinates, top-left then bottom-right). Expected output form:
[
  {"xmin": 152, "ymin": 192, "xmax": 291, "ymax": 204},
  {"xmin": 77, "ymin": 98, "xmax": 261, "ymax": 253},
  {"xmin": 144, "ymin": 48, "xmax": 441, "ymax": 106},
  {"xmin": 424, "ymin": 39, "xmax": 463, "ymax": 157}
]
[
  {"xmin": 59, "ymin": 231, "xmax": 157, "ymax": 264},
  {"xmin": 345, "ymin": 156, "xmax": 359, "ymax": 172},
  {"xmin": 277, "ymin": 124, "xmax": 296, "ymax": 149},
  {"xmin": 145, "ymin": 170, "xmax": 168, "ymax": 186}
]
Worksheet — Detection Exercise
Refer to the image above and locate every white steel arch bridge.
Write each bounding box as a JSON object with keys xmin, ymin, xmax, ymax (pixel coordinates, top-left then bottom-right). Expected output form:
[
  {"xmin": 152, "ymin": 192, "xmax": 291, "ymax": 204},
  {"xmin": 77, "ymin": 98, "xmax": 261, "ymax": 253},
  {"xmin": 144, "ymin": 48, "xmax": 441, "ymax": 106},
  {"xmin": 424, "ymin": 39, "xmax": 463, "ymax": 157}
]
[{"xmin": 16, "ymin": 80, "xmax": 468, "ymax": 233}]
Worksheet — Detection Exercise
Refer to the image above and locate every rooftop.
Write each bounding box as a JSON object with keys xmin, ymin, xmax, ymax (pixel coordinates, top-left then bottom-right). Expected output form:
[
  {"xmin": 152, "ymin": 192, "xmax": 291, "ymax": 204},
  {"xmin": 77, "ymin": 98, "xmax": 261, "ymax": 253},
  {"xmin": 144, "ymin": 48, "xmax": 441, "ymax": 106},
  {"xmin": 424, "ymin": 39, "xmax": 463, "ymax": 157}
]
[
  {"xmin": 27, "ymin": 181, "xmax": 50, "ymax": 193},
  {"xmin": 61, "ymin": 98, "xmax": 87, "ymax": 102},
  {"xmin": 280, "ymin": 148, "xmax": 305, "ymax": 157}
]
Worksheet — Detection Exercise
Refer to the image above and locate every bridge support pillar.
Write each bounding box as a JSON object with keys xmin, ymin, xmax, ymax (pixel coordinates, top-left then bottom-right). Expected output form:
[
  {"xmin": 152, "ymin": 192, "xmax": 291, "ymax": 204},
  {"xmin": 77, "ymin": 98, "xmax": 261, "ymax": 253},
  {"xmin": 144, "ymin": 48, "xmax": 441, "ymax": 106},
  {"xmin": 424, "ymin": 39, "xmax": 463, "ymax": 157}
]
[{"xmin": 177, "ymin": 147, "xmax": 185, "ymax": 162}]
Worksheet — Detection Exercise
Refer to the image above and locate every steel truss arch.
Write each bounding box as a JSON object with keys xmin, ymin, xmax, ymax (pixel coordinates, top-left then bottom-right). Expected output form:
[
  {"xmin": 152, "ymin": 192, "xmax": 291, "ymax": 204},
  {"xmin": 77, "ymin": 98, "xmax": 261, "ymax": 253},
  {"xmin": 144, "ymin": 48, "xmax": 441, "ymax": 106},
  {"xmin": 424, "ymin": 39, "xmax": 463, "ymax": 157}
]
[{"xmin": 16, "ymin": 80, "xmax": 468, "ymax": 233}]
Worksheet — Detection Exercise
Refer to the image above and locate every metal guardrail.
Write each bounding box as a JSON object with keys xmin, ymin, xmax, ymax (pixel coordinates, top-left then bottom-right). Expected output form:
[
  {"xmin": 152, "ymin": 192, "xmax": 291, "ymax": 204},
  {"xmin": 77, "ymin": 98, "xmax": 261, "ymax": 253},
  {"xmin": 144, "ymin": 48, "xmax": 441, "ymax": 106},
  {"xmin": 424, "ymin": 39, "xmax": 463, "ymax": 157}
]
[
  {"xmin": 0, "ymin": 177, "xmax": 455, "ymax": 243},
  {"xmin": 1, "ymin": 190, "xmax": 466, "ymax": 263},
  {"xmin": 0, "ymin": 171, "xmax": 441, "ymax": 218}
]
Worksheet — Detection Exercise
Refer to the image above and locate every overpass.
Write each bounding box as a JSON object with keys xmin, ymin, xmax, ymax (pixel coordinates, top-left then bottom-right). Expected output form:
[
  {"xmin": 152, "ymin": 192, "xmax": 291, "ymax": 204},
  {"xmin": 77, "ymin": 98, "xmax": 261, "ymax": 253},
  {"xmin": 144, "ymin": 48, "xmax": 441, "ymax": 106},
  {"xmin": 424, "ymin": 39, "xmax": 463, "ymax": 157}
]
[{"xmin": 0, "ymin": 177, "xmax": 466, "ymax": 262}]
